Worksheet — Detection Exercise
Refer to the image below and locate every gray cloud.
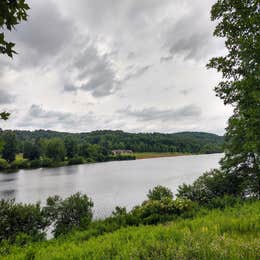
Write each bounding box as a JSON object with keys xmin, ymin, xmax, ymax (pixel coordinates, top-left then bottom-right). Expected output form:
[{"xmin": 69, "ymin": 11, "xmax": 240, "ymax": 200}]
[
  {"xmin": 123, "ymin": 65, "xmax": 152, "ymax": 81},
  {"xmin": 118, "ymin": 105, "xmax": 201, "ymax": 122},
  {"xmin": 63, "ymin": 44, "xmax": 119, "ymax": 97},
  {"xmin": 63, "ymin": 85, "xmax": 77, "ymax": 92},
  {"xmin": 163, "ymin": 1, "xmax": 222, "ymax": 60},
  {"xmin": 15, "ymin": 1, "xmax": 74, "ymax": 58},
  {"xmin": 160, "ymin": 55, "xmax": 173, "ymax": 63},
  {"xmin": 18, "ymin": 105, "xmax": 95, "ymax": 130},
  {"xmin": 0, "ymin": 89, "xmax": 15, "ymax": 104}
]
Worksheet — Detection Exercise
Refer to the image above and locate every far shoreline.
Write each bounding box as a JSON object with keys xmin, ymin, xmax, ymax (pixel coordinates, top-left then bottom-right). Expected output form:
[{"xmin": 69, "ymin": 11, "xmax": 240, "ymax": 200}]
[
  {"xmin": 134, "ymin": 152, "xmax": 192, "ymax": 160},
  {"xmin": 134, "ymin": 152, "xmax": 223, "ymax": 160},
  {"xmin": 0, "ymin": 152, "xmax": 223, "ymax": 173}
]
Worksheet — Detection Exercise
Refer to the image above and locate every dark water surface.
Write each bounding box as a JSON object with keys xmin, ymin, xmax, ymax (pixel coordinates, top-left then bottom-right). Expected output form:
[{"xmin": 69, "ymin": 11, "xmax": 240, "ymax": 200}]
[{"xmin": 0, "ymin": 154, "xmax": 222, "ymax": 218}]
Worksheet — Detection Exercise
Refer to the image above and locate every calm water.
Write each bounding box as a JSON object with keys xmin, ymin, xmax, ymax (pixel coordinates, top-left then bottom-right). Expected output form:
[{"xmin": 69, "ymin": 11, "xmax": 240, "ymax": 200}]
[{"xmin": 0, "ymin": 154, "xmax": 222, "ymax": 218}]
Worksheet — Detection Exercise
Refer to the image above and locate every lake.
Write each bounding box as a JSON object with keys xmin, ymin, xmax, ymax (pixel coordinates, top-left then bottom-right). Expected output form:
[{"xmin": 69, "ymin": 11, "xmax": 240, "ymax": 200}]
[{"xmin": 0, "ymin": 153, "xmax": 222, "ymax": 218}]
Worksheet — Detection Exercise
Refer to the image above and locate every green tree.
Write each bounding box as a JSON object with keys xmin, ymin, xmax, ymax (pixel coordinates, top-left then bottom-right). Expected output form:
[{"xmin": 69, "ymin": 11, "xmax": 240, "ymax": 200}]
[
  {"xmin": 2, "ymin": 131, "xmax": 17, "ymax": 162},
  {"xmin": 0, "ymin": 199, "xmax": 48, "ymax": 243},
  {"xmin": 147, "ymin": 185, "xmax": 173, "ymax": 201},
  {"xmin": 64, "ymin": 136, "xmax": 78, "ymax": 159},
  {"xmin": 207, "ymin": 0, "xmax": 260, "ymax": 197},
  {"xmin": 78, "ymin": 142, "xmax": 90, "ymax": 158},
  {"xmin": 23, "ymin": 141, "xmax": 40, "ymax": 161},
  {"xmin": 44, "ymin": 193, "xmax": 93, "ymax": 237},
  {"xmin": 46, "ymin": 138, "xmax": 65, "ymax": 162}
]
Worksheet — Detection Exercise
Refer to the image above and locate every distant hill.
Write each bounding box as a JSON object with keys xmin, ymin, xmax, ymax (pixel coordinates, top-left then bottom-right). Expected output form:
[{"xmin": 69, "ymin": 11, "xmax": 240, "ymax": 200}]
[{"xmin": 9, "ymin": 129, "xmax": 224, "ymax": 154}]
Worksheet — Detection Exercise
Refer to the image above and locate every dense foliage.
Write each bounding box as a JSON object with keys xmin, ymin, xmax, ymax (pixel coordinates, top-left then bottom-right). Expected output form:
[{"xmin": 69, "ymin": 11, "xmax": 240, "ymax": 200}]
[
  {"xmin": 0, "ymin": 200, "xmax": 48, "ymax": 244},
  {"xmin": 44, "ymin": 193, "xmax": 93, "ymax": 237},
  {"xmin": 1, "ymin": 131, "xmax": 16, "ymax": 163},
  {"xmin": 0, "ymin": 193, "xmax": 93, "ymax": 243},
  {"xmin": 207, "ymin": 0, "xmax": 260, "ymax": 198},
  {"xmin": 0, "ymin": 129, "xmax": 223, "ymax": 170}
]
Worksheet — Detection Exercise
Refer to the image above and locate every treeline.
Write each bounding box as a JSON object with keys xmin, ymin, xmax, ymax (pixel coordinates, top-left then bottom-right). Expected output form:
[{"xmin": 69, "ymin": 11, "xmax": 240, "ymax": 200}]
[
  {"xmin": 0, "ymin": 131, "xmax": 135, "ymax": 170},
  {"xmin": 0, "ymin": 129, "xmax": 223, "ymax": 170},
  {"xmin": 6, "ymin": 129, "xmax": 223, "ymax": 153}
]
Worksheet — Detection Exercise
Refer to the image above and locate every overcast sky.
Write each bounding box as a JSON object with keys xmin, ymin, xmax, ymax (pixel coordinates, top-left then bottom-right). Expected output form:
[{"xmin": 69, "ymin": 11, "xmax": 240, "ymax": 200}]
[{"xmin": 0, "ymin": 0, "xmax": 232, "ymax": 135}]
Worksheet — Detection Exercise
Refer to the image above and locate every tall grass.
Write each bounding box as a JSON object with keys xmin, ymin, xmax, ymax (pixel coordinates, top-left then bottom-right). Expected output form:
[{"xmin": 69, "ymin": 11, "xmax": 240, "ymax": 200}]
[{"xmin": 1, "ymin": 200, "xmax": 259, "ymax": 259}]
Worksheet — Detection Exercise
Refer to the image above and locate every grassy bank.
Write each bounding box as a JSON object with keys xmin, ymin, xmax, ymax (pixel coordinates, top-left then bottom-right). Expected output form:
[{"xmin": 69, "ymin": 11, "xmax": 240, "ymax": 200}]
[
  {"xmin": 1, "ymin": 200, "xmax": 259, "ymax": 259},
  {"xmin": 134, "ymin": 152, "xmax": 191, "ymax": 159}
]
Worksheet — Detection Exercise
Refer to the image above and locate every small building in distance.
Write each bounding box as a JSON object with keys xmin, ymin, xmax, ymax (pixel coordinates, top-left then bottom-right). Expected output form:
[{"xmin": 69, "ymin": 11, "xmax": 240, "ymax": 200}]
[{"xmin": 112, "ymin": 150, "xmax": 133, "ymax": 155}]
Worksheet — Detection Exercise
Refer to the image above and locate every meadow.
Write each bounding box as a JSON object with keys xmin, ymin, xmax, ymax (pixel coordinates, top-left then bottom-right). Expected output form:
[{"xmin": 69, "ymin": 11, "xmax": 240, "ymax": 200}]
[
  {"xmin": 1, "ymin": 200, "xmax": 259, "ymax": 259},
  {"xmin": 134, "ymin": 152, "xmax": 190, "ymax": 159}
]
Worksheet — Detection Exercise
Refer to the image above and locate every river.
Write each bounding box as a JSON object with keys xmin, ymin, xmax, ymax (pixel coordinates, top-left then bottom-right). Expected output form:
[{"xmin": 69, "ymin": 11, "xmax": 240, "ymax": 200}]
[{"xmin": 0, "ymin": 153, "xmax": 222, "ymax": 218}]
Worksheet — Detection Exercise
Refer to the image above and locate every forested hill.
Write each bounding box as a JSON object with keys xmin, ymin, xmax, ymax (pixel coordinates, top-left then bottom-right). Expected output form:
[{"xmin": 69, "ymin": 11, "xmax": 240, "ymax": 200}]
[{"xmin": 9, "ymin": 129, "xmax": 224, "ymax": 154}]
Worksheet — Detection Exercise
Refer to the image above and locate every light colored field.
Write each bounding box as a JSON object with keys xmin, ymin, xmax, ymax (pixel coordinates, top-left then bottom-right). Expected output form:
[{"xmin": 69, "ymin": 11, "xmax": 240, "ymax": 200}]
[{"xmin": 134, "ymin": 152, "xmax": 190, "ymax": 159}]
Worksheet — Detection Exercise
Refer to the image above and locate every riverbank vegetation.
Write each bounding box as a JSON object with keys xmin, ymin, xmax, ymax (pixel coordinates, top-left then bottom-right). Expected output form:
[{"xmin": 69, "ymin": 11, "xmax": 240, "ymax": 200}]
[
  {"xmin": 0, "ymin": 130, "xmax": 222, "ymax": 171},
  {"xmin": 0, "ymin": 186, "xmax": 259, "ymax": 259}
]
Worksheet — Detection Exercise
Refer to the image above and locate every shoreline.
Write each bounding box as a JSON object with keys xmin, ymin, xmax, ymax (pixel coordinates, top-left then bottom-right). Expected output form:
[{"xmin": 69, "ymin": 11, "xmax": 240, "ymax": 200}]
[{"xmin": 0, "ymin": 152, "xmax": 223, "ymax": 173}]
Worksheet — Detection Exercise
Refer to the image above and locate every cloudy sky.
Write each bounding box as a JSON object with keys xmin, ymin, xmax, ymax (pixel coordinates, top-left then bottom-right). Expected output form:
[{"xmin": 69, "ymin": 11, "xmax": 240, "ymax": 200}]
[{"xmin": 0, "ymin": 0, "xmax": 232, "ymax": 135}]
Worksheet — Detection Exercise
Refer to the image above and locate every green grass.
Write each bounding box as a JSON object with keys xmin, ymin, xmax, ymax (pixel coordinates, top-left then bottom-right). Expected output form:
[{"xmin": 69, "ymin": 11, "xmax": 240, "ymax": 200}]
[
  {"xmin": 1, "ymin": 201, "xmax": 260, "ymax": 259},
  {"xmin": 134, "ymin": 152, "xmax": 190, "ymax": 159}
]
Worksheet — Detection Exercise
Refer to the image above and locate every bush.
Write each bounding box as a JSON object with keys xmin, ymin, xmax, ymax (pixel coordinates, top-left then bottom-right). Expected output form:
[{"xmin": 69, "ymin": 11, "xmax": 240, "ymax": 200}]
[
  {"xmin": 0, "ymin": 158, "xmax": 9, "ymax": 170},
  {"xmin": 41, "ymin": 158, "xmax": 53, "ymax": 167},
  {"xmin": 10, "ymin": 158, "xmax": 30, "ymax": 169},
  {"xmin": 85, "ymin": 158, "xmax": 95, "ymax": 163},
  {"xmin": 29, "ymin": 159, "xmax": 42, "ymax": 168},
  {"xmin": 147, "ymin": 185, "xmax": 173, "ymax": 201},
  {"xmin": 207, "ymin": 195, "xmax": 243, "ymax": 210},
  {"xmin": 68, "ymin": 156, "xmax": 84, "ymax": 165},
  {"xmin": 0, "ymin": 199, "xmax": 48, "ymax": 243},
  {"xmin": 132, "ymin": 197, "xmax": 194, "ymax": 225},
  {"xmin": 177, "ymin": 169, "xmax": 234, "ymax": 205},
  {"xmin": 44, "ymin": 192, "xmax": 94, "ymax": 237}
]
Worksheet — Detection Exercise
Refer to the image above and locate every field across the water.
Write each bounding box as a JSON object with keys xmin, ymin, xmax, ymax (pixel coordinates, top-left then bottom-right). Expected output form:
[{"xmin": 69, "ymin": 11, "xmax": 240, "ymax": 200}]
[{"xmin": 134, "ymin": 152, "xmax": 190, "ymax": 159}]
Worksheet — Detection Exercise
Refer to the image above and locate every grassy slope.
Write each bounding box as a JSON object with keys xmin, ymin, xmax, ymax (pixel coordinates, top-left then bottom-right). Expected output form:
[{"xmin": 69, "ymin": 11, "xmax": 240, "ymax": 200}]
[{"xmin": 2, "ymin": 201, "xmax": 260, "ymax": 259}]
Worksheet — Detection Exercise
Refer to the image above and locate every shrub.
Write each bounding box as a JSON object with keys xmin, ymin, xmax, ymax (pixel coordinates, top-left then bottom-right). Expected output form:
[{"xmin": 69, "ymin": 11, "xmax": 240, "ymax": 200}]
[
  {"xmin": 207, "ymin": 195, "xmax": 243, "ymax": 210},
  {"xmin": 132, "ymin": 197, "xmax": 194, "ymax": 225},
  {"xmin": 30, "ymin": 159, "xmax": 41, "ymax": 168},
  {"xmin": 0, "ymin": 158, "xmax": 8, "ymax": 170},
  {"xmin": 44, "ymin": 192, "xmax": 94, "ymax": 237},
  {"xmin": 85, "ymin": 158, "xmax": 95, "ymax": 163},
  {"xmin": 68, "ymin": 156, "xmax": 84, "ymax": 165},
  {"xmin": 177, "ymin": 169, "xmax": 234, "ymax": 205},
  {"xmin": 10, "ymin": 158, "xmax": 30, "ymax": 169},
  {"xmin": 0, "ymin": 199, "xmax": 48, "ymax": 243},
  {"xmin": 147, "ymin": 185, "xmax": 173, "ymax": 201},
  {"xmin": 41, "ymin": 158, "xmax": 53, "ymax": 167}
]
